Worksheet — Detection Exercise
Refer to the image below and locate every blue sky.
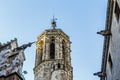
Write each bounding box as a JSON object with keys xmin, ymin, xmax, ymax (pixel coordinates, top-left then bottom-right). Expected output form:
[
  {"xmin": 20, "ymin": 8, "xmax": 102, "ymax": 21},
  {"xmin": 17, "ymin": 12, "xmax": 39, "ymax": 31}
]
[{"xmin": 0, "ymin": 0, "xmax": 108, "ymax": 80}]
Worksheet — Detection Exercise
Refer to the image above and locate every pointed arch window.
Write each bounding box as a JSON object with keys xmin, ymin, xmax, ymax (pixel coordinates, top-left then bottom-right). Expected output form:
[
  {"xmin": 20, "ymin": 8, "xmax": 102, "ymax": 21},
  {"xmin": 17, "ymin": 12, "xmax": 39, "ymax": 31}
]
[
  {"xmin": 108, "ymin": 53, "xmax": 113, "ymax": 72},
  {"xmin": 50, "ymin": 38, "xmax": 55, "ymax": 59},
  {"xmin": 62, "ymin": 40, "xmax": 66, "ymax": 58},
  {"xmin": 39, "ymin": 49, "xmax": 43, "ymax": 63},
  {"xmin": 115, "ymin": 1, "xmax": 120, "ymax": 22}
]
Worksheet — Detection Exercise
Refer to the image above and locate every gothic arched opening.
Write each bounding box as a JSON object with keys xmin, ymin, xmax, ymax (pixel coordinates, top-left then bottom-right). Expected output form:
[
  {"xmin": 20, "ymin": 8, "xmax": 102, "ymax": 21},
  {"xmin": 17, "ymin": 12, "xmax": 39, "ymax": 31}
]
[
  {"xmin": 50, "ymin": 38, "xmax": 55, "ymax": 59},
  {"xmin": 62, "ymin": 40, "xmax": 66, "ymax": 59}
]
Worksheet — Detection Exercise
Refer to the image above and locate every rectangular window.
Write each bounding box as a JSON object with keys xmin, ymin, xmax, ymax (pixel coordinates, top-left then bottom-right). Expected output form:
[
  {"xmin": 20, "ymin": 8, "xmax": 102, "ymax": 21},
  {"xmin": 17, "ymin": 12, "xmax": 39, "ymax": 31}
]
[{"xmin": 115, "ymin": 1, "xmax": 120, "ymax": 22}]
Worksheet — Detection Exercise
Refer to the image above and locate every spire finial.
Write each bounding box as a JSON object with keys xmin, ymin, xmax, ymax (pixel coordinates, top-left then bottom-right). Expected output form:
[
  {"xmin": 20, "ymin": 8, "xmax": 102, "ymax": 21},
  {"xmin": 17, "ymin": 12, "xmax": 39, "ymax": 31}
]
[{"xmin": 51, "ymin": 16, "xmax": 57, "ymax": 29}]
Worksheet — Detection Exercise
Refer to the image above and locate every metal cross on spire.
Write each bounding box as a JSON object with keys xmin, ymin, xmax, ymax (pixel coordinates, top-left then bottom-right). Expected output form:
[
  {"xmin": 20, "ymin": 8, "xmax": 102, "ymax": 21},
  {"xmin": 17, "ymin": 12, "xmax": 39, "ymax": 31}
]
[{"xmin": 51, "ymin": 16, "xmax": 57, "ymax": 29}]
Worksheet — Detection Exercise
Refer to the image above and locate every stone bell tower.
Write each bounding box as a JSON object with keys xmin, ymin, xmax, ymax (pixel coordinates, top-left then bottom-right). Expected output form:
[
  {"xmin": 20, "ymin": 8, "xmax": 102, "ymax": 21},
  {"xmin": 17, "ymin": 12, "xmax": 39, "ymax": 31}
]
[{"xmin": 34, "ymin": 18, "xmax": 73, "ymax": 80}]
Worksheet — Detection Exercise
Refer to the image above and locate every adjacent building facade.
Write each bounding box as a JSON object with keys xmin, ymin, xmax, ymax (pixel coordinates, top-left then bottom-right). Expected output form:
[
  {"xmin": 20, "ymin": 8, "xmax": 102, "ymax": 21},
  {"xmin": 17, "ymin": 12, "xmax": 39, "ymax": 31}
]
[
  {"xmin": 94, "ymin": 0, "xmax": 120, "ymax": 80},
  {"xmin": 0, "ymin": 38, "xmax": 34, "ymax": 80},
  {"xmin": 34, "ymin": 19, "xmax": 73, "ymax": 80},
  {"xmin": 0, "ymin": 38, "xmax": 25, "ymax": 80}
]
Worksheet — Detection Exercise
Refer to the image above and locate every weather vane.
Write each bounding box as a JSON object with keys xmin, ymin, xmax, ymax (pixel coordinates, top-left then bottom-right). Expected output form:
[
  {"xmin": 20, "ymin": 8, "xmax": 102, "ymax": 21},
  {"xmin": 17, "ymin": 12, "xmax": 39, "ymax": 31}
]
[{"xmin": 51, "ymin": 16, "xmax": 57, "ymax": 29}]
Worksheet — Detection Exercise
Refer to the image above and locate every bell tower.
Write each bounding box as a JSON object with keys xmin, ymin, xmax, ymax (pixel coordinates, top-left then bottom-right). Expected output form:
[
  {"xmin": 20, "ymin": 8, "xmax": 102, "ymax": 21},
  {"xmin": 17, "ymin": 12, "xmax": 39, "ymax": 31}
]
[{"xmin": 34, "ymin": 18, "xmax": 73, "ymax": 80}]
